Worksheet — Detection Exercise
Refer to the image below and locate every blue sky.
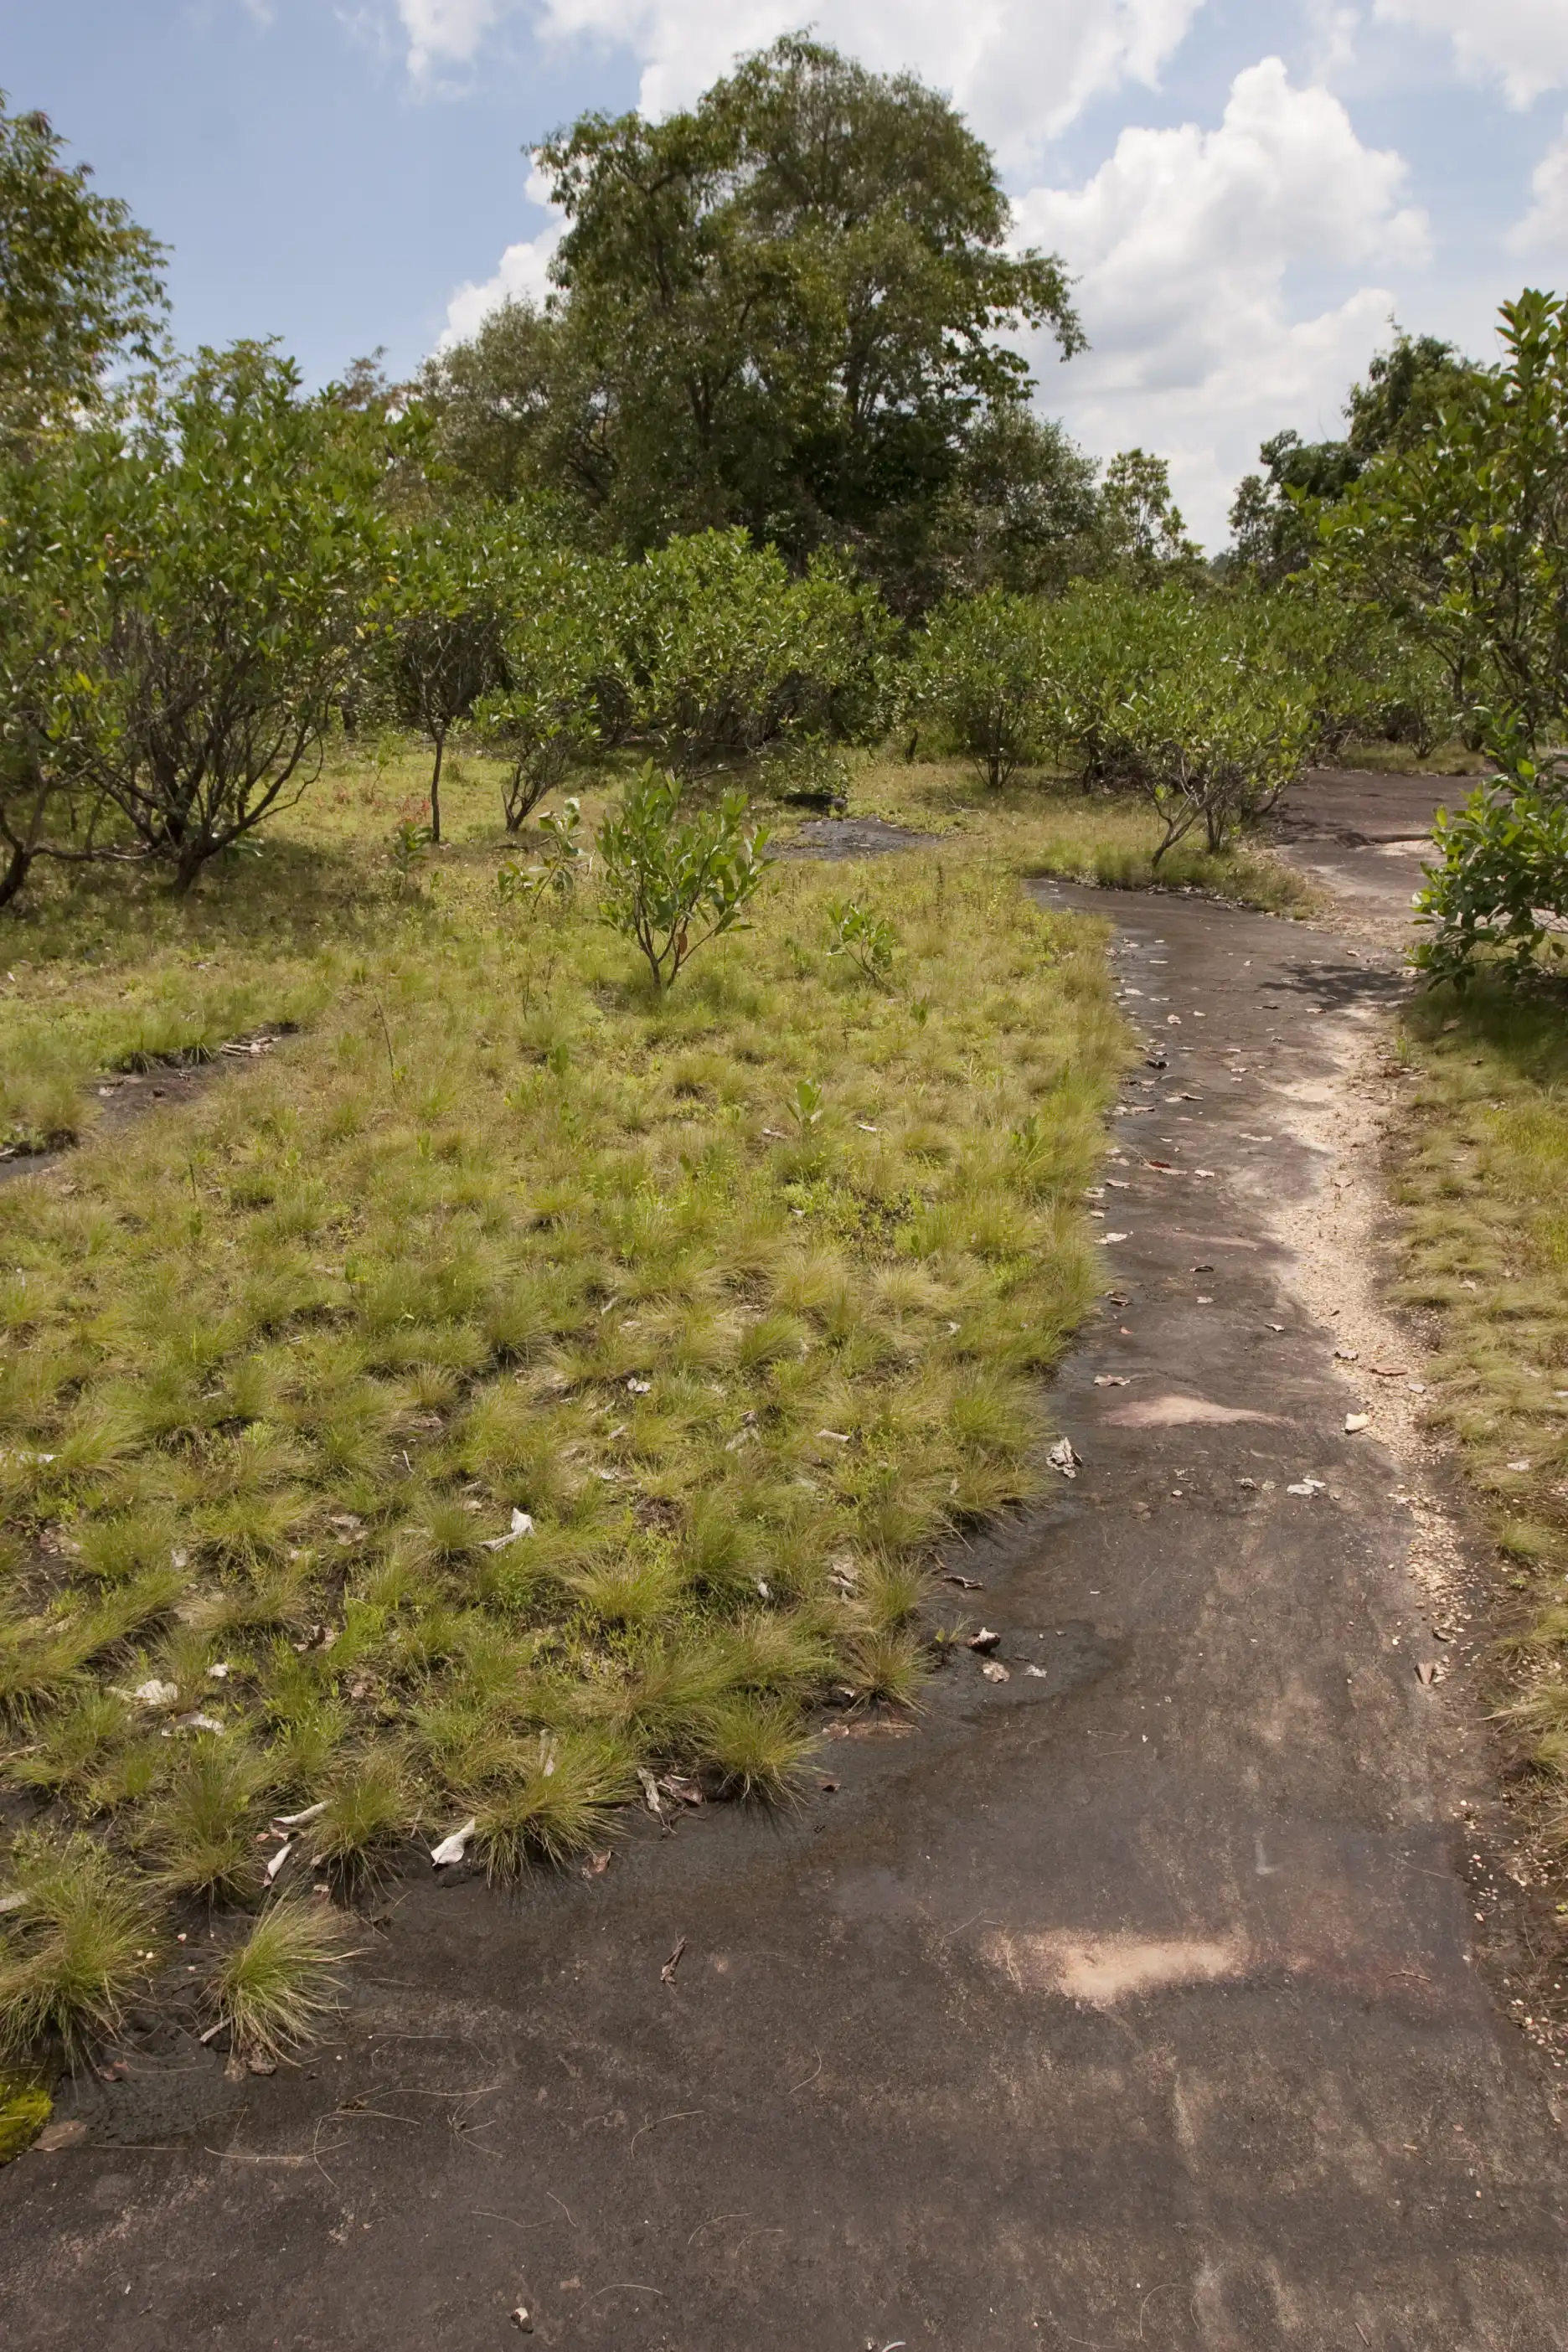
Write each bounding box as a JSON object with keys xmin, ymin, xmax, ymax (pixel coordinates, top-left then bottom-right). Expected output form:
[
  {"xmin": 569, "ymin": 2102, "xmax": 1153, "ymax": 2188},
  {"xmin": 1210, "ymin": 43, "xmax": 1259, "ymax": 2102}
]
[{"xmin": 5, "ymin": 0, "xmax": 1566, "ymax": 543}]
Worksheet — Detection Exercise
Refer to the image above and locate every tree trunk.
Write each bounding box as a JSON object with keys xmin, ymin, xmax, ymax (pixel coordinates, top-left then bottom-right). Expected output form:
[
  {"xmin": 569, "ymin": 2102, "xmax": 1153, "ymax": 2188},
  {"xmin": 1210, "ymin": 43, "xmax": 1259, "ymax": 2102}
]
[
  {"xmin": 430, "ymin": 732, "xmax": 446, "ymax": 844},
  {"xmin": 0, "ymin": 837, "xmax": 34, "ymax": 910},
  {"xmin": 171, "ymin": 838, "xmax": 208, "ymax": 896}
]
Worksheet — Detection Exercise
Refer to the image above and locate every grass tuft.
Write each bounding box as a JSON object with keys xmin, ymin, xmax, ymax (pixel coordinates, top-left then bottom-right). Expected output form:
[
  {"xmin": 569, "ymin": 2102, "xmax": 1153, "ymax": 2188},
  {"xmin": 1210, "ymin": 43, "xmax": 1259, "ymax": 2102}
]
[
  {"xmin": 472, "ymin": 1733, "xmax": 635, "ymax": 1878},
  {"xmin": 698, "ymin": 1692, "xmax": 818, "ymax": 1803},
  {"xmin": 207, "ymin": 1898, "xmax": 355, "ymax": 2062},
  {"xmin": 0, "ymin": 1831, "xmax": 160, "ymax": 2064}
]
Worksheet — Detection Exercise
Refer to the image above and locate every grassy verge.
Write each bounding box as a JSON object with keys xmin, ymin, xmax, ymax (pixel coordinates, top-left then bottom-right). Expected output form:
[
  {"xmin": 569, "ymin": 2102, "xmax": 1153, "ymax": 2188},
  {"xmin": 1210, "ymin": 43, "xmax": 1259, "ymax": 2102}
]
[
  {"xmin": 0, "ymin": 745, "xmax": 1123, "ymax": 2070},
  {"xmin": 834, "ymin": 755, "xmax": 1319, "ymax": 918},
  {"xmin": 1390, "ymin": 983, "xmax": 1568, "ymax": 1804}
]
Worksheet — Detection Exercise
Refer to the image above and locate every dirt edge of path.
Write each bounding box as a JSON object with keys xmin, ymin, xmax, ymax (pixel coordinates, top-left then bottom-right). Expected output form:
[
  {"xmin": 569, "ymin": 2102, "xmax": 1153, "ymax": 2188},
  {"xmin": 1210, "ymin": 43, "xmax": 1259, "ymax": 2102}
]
[{"xmin": 1270, "ymin": 968, "xmax": 1568, "ymax": 2102}]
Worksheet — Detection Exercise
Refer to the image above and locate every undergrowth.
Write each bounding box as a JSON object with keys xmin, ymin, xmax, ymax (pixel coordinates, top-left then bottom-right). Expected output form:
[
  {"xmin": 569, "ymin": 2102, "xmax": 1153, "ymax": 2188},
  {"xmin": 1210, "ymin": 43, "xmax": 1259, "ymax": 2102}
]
[{"xmin": 0, "ymin": 743, "xmax": 1123, "ymax": 2068}]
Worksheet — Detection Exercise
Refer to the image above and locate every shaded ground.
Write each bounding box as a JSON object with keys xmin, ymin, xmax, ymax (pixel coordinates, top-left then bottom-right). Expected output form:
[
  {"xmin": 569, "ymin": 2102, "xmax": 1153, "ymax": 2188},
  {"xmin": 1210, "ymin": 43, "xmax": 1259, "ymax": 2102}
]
[{"xmin": 3, "ymin": 778, "xmax": 1565, "ymax": 2349}]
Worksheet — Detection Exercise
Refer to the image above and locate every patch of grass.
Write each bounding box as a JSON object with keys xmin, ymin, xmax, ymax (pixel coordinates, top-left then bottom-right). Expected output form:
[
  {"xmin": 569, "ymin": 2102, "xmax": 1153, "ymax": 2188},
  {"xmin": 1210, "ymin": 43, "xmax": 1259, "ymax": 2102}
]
[
  {"xmin": 1335, "ymin": 736, "xmax": 1490, "ymax": 778},
  {"xmin": 0, "ymin": 1832, "xmax": 159, "ymax": 2064},
  {"xmin": 309, "ymin": 1754, "xmax": 410, "ymax": 1887},
  {"xmin": 818, "ymin": 756, "xmax": 1319, "ymax": 917},
  {"xmin": 0, "ymin": 2071, "xmax": 51, "ymax": 2162},
  {"xmin": 1390, "ymin": 980, "xmax": 1568, "ymax": 1776},
  {"xmin": 0, "ymin": 739, "xmax": 1124, "ymax": 2037},
  {"xmin": 146, "ymin": 1738, "xmax": 269, "ymax": 1902},
  {"xmin": 207, "ymin": 1897, "xmax": 354, "ymax": 2062}
]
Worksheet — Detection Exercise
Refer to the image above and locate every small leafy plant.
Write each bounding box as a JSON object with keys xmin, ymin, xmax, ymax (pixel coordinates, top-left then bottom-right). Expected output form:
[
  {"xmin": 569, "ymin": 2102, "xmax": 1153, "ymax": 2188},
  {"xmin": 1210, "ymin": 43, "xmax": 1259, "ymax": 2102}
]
[
  {"xmin": 596, "ymin": 762, "xmax": 771, "ymax": 993},
  {"xmin": 825, "ymin": 898, "xmax": 895, "ymax": 986},
  {"xmin": 389, "ymin": 817, "xmax": 432, "ymax": 892},
  {"xmin": 498, "ymin": 796, "xmax": 585, "ymax": 911}
]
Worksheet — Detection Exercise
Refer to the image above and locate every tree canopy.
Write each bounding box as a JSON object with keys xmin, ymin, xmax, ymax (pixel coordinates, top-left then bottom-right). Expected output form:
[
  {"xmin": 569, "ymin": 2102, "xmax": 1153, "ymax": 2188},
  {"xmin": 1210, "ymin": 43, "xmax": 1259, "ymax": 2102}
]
[
  {"xmin": 420, "ymin": 38, "xmax": 1081, "ymax": 596},
  {"xmin": 0, "ymin": 95, "xmax": 167, "ymax": 453},
  {"xmin": 1228, "ymin": 330, "xmax": 1483, "ymax": 586}
]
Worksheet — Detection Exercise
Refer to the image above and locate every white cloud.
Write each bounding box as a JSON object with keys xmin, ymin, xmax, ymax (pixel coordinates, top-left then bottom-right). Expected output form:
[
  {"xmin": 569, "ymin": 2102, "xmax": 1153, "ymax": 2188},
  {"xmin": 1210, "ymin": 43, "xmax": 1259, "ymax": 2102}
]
[
  {"xmin": 396, "ymin": 0, "xmax": 508, "ymax": 76},
  {"xmin": 501, "ymin": 0, "xmax": 1200, "ymax": 157},
  {"xmin": 1373, "ymin": 0, "xmax": 1568, "ymax": 106},
  {"xmin": 440, "ymin": 169, "xmax": 564, "ymax": 342},
  {"xmin": 1510, "ymin": 117, "xmax": 1568, "ymax": 249},
  {"xmin": 1013, "ymin": 59, "xmax": 1429, "ymax": 544}
]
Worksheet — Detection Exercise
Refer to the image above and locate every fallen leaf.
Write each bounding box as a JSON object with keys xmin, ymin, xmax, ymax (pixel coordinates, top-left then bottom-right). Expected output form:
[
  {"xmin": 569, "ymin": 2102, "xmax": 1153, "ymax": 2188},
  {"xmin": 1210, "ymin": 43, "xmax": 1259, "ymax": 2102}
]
[
  {"xmin": 660, "ymin": 1774, "xmax": 704, "ymax": 1808},
  {"xmin": 273, "ymin": 1800, "xmax": 328, "ymax": 1828},
  {"xmin": 817, "ymin": 1428, "xmax": 851, "ymax": 1444},
  {"xmin": 1023, "ymin": 1664, "xmax": 1050, "ymax": 1680},
  {"xmin": 1286, "ymin": 1478, "xmax": 1326, "ymax": 1498},
  {"xmin": 981, "ymin": 1660, "xmax": 1010, "ymax": 1684},
  {"xmin": 819, "ymin": 1777, "xmax": 840, "ymax": 1792},
  {"xmin": 430, "ymin": 1816, "xmax": 477, "ymax": 1868},
  {"xmin": 1048, "ymin": 1437, "xmax": 1082, "ymax": 1477},
  {"xmin": 661, "ymin": 1936, "xmax": 687, "ymax": 1986},
  {"xmin": 581, "ymin": 1851, "xmax": 611, "ymax": 1879},
  {"xmin": 1416, "ymin": 1661, "xmax": 1438, "ymax": 1687},
  {"xmin": 132, "ymin": 1679, "xmax": 178, "ymax": 1707},
  {"xmin": 1507, "ymin": 1460, "xmax": 1532, "ymax": 1473},
  {"xmin": 637, "ymin": 1767, "xmax": 664, "ymax": 1818},
  {"xmin": 1334, "ymin": 1347, "xmax": 1359, "ymax": 1362},
  {"xmin": 1093, "ymin": 1374, "xmax": 1132, "ymax": 1388},
  {"xmin": 967, "ymin": 1627, "xmax": 1001, "ymax": 1653},
  {"xmin": 34, "ymin": 2120, "xmax": 88, "ymax": 2153},
  {"xmin": 941, "ymin": 1572, "xmax": 983, "ymax": 1590},
  {"xmin": 1102, "ymin": 1232, "xmax": 1130, "ymax": 1246},
  {"xmin": 265, "ymin": 1839, "xmax": 294, "ymax": 1885},
  {"xmin": 627, "ymin": 1378, "xmax": 651, "ymax": 1395},
  {"xmin": 481, "ymin": 1507, "xmax": 535, "ymax": 1552}
]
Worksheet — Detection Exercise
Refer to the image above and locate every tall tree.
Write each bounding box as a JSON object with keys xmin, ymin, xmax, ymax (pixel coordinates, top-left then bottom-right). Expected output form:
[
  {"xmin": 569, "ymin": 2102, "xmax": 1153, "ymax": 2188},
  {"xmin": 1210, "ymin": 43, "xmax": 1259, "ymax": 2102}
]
[
  {"xmin": 0, "ymin": 95, "xmax": 167, "ymax": 453},
  {"xmin": 427, "ymin": 39, "xmax": 1081, "ymax": 594}
]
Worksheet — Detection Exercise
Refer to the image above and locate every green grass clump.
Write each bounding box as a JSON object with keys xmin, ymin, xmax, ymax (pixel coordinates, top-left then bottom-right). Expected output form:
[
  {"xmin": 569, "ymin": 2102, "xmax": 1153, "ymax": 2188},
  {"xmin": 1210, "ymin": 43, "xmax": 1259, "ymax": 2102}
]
[
  {"xmin": 309, "ymin": 1754, "xmax": 409, "ymax": 1887},
  {"xmin": 0, "ymin": 1832, "xmax": 158, "ymax": 2062},
  {"xmin": 208, "ymin": 1898, "xmax": 354, "ymax": 2063},
  {"xmin": 147, "ymin": 1739, "xmax": 269, "ymax": 1902},
  {"xmin": 698, "ymin": 1692, "xmax": 818, "ymax": 1803},
  {"xmin": 472, "ymin": 1733, "xmax": 635, "ymax": 1878}
]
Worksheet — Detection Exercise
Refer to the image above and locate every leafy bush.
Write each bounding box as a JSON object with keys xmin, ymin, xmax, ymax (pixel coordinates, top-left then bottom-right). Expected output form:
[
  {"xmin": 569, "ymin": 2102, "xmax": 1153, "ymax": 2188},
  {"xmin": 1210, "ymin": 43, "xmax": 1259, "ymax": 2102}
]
[
  {"xmin": 908, "ymin": 586, "xmax": 1057, "ymax": 787},
  {"xmin": 825, "ymin": 898, "xmax": 896, "ymax": 985},
  {"xmin": 475, "ymin": 544, "xmax": 617, "ymax": 830},
  {"xmin": 380, "ymin": 506, "xmax": 511, "ymax": 843},
  {"xmin": 623, "ymin": 530, "xmax": 894, "ymax": 775},
  {"xmin": 90, "ymin": 345, "xmax": 390, "ymax": 891},
  {"xmin": 1414, "ymin": 747, "xmax": 1568, "ymax": 985},
  {"xmin": 596, "ymin": 761, "xmax": 771, "ymax": 991}
]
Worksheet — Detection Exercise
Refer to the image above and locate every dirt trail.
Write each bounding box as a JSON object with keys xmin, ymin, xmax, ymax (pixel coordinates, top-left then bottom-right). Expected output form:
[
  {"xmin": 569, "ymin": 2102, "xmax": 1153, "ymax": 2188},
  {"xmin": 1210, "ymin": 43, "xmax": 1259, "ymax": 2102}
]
[{"xmin": 3, "ymin": 772, "xmax": 1565, "ymax": 2350}]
